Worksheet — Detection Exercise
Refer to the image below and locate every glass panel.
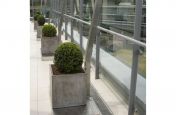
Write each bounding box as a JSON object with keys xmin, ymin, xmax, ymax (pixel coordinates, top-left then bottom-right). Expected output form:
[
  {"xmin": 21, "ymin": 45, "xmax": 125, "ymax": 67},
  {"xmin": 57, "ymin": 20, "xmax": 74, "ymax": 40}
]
[
  {"xmin": 138, "ymin": 47, "xmax": 146, "ymax": 78},
  {"xmin": 99, "ymin": 30, "xmax": 133, "ymax": 67},
  {"xmin": 80, "ymin": 0, "xmax": 92, "ymax": 38},
  {"xmin": 138, "ymin": 0, "xmax": 146, "ymax": 78},
  {"xmin": 101, "ymin": 0, "xmax": 136, "ymax": 38}
]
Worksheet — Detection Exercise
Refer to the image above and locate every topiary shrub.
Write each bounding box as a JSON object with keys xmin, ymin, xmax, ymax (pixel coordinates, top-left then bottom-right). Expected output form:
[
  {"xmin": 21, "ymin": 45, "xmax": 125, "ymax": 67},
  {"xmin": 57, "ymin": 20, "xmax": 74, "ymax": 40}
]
[
  {"xmin": 36, "ymin": 11, "xmax": 41, "ymax": 15},
  {"xmin": 37, "ymin": 15, "xmax": 45, "ymax": 26},
  {"xmin": 34, "ymin": 14, "xmax": 40, "ymax": 21},
  {"xmin": 34, "ymin": 11, "xmax": 41, "ymax": 21},
  {"xmin": 42, "ymin": 24, "xmax": 57, "ymax": 37},
  {"xmin": 54, "ymin": 42, "xmax": 83, "ymax": 73}
]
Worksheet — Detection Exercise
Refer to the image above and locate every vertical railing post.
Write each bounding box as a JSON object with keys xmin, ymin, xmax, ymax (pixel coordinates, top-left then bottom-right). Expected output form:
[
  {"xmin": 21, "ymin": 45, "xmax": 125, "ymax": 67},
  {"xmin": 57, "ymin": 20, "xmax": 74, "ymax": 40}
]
[
  {"xmin": 65, "ymin": 0, "xmax": 68, "ymax": 40},
  {"xmin": 44, "ymin": 0, "xmax": 46, "ymax": 17},
  {"xmin": 32, "ymin": 0, "xmax": 34, "ymax": 19},
  {"xmin": 58, "ymin": 0, "xmax": 66, "ymax": 41},
  {"xmin": 41, "ymin": 0, "xmax": 43, "ymax": 13},
  {"xmin": 95, "ymin": 31, "xmax": 100, "ymax": 79},
  {"xmin": 54, "ymin": 0, "xmax": 56, "ymax": 25},
  {"xmin": 70, "ymin": 0, "xmax": 74, "ymax": 42},
  {"xmin": 52, "ymin": 0, "xmax": 54, "ymax": 22},
  {"xmin": 79, "ymin": 0, "xmax": 83, "ymax": 50},
  {"xmin": 95, "ymin": 4, "xmax": 102, "ymax": 80},
  {"xmin": 50, "ymin": 0, "xmax": 52, "ymax": 23},
  {"xmin": 56, "ymin": 0, "xmax": 58, "ymax": 27},
  {"xmin": 53, "ymin": 0, "xmax": 55, "ymax": 24},
  {"xmin": 128, "ymin": 0, "xmax": 143, "ymax": 115},
  {"xmin": 85, "ymin": 0, "xmax": 103, "ymax": 97}
]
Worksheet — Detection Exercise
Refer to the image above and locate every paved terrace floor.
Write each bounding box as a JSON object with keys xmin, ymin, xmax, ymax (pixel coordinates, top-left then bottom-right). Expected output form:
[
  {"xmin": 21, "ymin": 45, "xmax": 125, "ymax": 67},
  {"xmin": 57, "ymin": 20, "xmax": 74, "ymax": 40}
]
[{"xmin": 30, "ymin": 21, "xmax": 102, "ymax": 115}]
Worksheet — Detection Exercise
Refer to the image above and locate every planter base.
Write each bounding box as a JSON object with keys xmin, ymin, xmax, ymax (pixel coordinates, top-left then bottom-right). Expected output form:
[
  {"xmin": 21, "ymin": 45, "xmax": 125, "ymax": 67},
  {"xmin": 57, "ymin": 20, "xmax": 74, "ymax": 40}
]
[
  {"xmin": 41, "ymin": 37, "xmax": 61, "ymax": 56},
  {"xmin": 50, "ymin": 65, "xmax": 87, "ymax": 108},
  {"xmin": 41, "ymin": 55, "xmax": 54, "ymax": 61},
  {"xmin": 34, "ymin": 21, "xmax": 38, "ymax": 30},
  {"xmin": 37, "ymin": 26, "xmax": 42, "ymax": 38}
]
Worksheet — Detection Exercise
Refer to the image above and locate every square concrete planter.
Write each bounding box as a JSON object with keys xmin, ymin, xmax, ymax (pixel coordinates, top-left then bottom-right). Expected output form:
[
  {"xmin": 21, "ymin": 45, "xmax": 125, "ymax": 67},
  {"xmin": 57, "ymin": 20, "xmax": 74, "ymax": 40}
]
[
  {"xmin": 34, "ymin": 21, "xmax": 38, "ymax": 30},
  {"xmin": 50, "ymin": 65, "xmax": 87, "ymax": 108},
  {"xmin": 37, "ymin": 26, "xmax": 43, "ymax": 39},
  {"xmin": 41, "ymin": 36, "xmax": 60, "ymax": 56}
]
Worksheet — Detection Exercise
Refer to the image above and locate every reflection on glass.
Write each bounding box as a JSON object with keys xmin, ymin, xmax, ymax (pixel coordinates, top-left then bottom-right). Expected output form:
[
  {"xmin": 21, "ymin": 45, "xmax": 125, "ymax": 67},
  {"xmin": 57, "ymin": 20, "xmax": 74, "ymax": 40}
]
[
  {"xmin": 99, "ymin": 0, "xmax": 146, "ymax": 38},
  {"xmin": 100, "ymin": 30, "xmax": 133, "ymax": 67},
  {"xmin": 138, "ymin": 47, "xmax": 146, "ymax": 78},
  {"xmin": 99, "ymin": 30, "xmax": 146, "ymax": 78},
  {"xmin": 137, "ymin": 1, "xmax": 146, "ymax": 78}
]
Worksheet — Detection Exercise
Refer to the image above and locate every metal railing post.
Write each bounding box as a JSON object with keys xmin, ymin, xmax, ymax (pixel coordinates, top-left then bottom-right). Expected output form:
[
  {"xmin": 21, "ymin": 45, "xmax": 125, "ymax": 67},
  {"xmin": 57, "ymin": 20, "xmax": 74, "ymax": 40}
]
[
  {"xmin": 32, "ymin": 0, "xmax": 34, "ymax": 18},
  {"xmin": 95, "ymin": 31, "xmax": 100, "ymax": 79},
  {"xmin": 65, "ymin": 0, "xmax": 68, "ymax": 40},
  {"xmin": 54, "ymin": 0, "xmax": 56, "ymax": 25},
  {"xmin": 56, "ymin": 0, "xmax": 58, "ymax": 27},
  {"xmin": 44, "ymin": 0, "xmax": 46, "ymax": 17},
  {"xmin": 58, "ymin": 0, "xmax": 66, "ymax": 41},
  {"xmin": 95, "ymin": 4, "xmax": 102, "ymax": 80},
  {"xmin": 41, "ymin": 0, "xmax": 43, "ymax": 13},
  {"xmin": 70, "ymin": 0, "xmax": 74, "ymax": 42},
  {"xmin": 79, "ymin": 0, "xmax": 83, "ymax": 50},
  {"xmin": 50, "ymin": 0, "xmax": 52, "ymax": 22},
  {"xmin": 85, "ymin": 0, "xmax": 103, "ymax": 97},
  {"xmin": 128, "ymin": 0, "xmax": 143, "ymax": 115}
]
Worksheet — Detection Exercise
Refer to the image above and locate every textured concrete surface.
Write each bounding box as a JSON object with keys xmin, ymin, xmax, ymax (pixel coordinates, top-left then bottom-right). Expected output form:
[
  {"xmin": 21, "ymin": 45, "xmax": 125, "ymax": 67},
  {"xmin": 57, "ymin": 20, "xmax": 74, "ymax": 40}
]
[
  {"xmin": 51, "ymin": 67, "xmax": 87, "ymax": 108},
  {"xmin": 37, "ymin": 26, "xmax": 42, "ymax": 38},
  {"xmin": 34, "ymin": 21, "xmax": 37, "ymax": 30},
  {"xmin": 41, "ymin": 36, "xmax": 60, "ymax": 56},
  {"xmin": 30, "ymin": 21, "xmax": 102, "ymax": 115}
]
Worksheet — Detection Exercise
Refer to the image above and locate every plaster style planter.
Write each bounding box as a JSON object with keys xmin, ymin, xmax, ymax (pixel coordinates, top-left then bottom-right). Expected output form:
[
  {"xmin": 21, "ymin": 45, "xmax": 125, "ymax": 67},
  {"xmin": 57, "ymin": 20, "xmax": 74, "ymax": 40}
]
[
  {"xmin": 41, "ymin": 36, "xmax": 59, "ymax": 56},
  {"xmin": 37, "ymin": 26, "xmax": 43, "ymax": 39},
  {"xmin": 34, "ymin": 21, "xmax": 38, "ymax": 30},
  {"xmin": 50, "ymin": 65, "xmax": 87, "ymax": 108}
]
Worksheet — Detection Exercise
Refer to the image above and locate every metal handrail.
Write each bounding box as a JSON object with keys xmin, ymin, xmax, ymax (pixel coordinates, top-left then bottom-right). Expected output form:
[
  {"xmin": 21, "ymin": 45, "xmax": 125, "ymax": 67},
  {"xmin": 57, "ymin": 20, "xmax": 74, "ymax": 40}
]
[
  {"xmin": 97, "ymin": 26, "xmax": 146, "ymax": 47},
  {"xmin": 52, "ymin": 9, "xmax": 146, "ymax": 47},
  {"xmin": 82, "ymin": 5, "xmax": 146, "ymax": 8}
]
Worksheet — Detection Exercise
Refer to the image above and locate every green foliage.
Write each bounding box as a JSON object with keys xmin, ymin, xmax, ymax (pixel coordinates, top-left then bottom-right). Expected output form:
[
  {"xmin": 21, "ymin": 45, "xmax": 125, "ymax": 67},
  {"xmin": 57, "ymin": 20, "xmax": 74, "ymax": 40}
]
[
  {"xmin": 36, "ymin": 11, "xmax": 41, "ymax": 14},
  {"xmin": 54, "ymin": 42, "xmax": 83, "ymax": 73},
  {"xmin": 34, "ymin": 14, "xmax": 40, "ymax": 21},
  {"xmin": 37, "ymin": 15, "xmax": 45, "ymax": 26},
  {"xmin": 42, "ymin": 24, "xmax": 57, "ymax": 37},
  {"xmin": 34, "ymin": 11, "xmax": 41, "ymax": 21}
]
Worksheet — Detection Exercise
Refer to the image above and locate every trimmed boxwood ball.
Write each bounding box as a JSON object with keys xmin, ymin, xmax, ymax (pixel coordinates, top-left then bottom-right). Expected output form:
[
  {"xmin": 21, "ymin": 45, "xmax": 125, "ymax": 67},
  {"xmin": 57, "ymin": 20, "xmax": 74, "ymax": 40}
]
[
  {"xmin": 34, "ymin": 14, "xmax": 40, "ymax": 21},
  {"xmin": 42, "ymin": 24, "xmax": 57, "ymax": 37},
  {"xmin": 34, "ymin": 11, "xmax": 41, "ymax": 21},
  {"xmin": 54, "ymin": 42, "xmax": 83, "ymax": 73},
  {"xmin": 37, "ymin": 15, "xmax": 45, "ymax": 26},
  {"xmin": 36, "ymin": 11, "xmax": 41, "ymax": 15}
]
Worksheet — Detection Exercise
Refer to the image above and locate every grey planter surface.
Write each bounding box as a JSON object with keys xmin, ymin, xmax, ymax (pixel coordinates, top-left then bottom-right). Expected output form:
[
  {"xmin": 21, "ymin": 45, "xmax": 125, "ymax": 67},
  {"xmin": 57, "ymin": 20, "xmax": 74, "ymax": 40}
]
[
  {"xmin": 50, "ymin": 65, "xmax": 87, "ymax": 108},
  {"xmin": 37, "ymin": 26, "xmax": 43, "ymax": 39},
  {"xmin": 41, "ymin": 36, "xmax": 60, "ymax": 56},
  {"xmin": 34, "ymin": 21, "xmax": 38, "ymax": 30}
]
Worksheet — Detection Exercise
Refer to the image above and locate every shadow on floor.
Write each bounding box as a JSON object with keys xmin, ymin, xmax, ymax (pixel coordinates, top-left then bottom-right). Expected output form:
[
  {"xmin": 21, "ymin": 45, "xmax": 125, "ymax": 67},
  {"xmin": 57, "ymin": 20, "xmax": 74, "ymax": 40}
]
[{"xmin": 53, "ymin": 105, "xmax": 88, "ymax": 115}]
